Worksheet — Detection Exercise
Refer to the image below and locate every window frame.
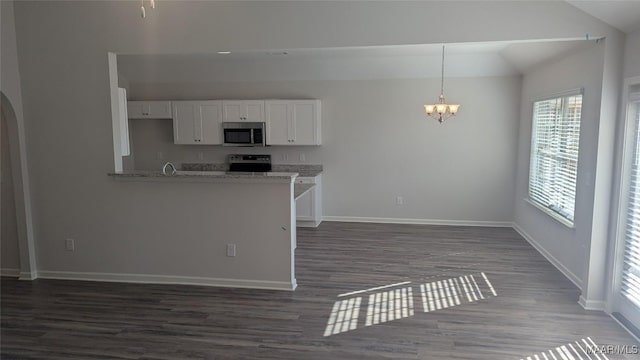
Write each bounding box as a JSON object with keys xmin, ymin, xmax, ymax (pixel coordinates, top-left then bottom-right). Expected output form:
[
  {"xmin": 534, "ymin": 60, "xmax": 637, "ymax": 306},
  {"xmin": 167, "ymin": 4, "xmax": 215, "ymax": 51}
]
[
  {"xmin": 609, "ymin": 77, "xmax": 640, "ymax": 332},
  {"xmin": 527, "ymin": 89, "xmax": 584, "ymax": 229}
]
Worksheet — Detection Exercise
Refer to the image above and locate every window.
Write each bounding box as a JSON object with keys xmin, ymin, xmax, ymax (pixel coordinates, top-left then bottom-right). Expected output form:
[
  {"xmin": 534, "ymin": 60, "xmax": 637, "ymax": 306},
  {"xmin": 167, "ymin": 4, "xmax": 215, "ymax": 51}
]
[
  {"xmin": 621, "ymin": 91, "xmax": 640, "ymax": 309},
  {"xmin": 528, "ymin": 93, "xmax": 583, "ymax": 225}
]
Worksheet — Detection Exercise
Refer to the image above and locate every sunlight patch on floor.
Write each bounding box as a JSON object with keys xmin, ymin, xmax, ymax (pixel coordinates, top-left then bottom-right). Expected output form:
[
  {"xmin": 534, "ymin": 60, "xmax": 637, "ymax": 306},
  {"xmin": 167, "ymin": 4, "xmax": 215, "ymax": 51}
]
[
  {"xmin": 323, "ymin": 272, "xmax": 498, "ymax": 337},
  {"xmin": 520, "ymin": 337, "xmax": 610, "ymax": 360},
  {"xmin": 420, "ymin": 272, "xmax": 496, "ymax": 312},
  {"xmin": 323, "ymin": 297, "xmax": 362, "ymax": 336},
  {"xmin": 365, "ymin": 286, "xmax": 414, "ymax": 326}
]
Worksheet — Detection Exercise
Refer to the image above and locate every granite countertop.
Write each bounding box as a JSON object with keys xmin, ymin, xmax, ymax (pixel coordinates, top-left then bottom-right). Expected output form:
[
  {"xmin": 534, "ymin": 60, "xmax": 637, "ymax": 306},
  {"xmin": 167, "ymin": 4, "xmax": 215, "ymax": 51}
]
[
  {"xmin": 272, "ymin": 165, "xmax": 323, "ymax": 177},
  {"xmin": 108, "ymin": 170, "xmax": 297, "ymax": 183},
  {"xmin": 182, "ymin": 163, "xmax": 323, "ymax": 177},
  {"xmin": 294, "ymin": 184, "xmax": 315, "ymax": 200}
]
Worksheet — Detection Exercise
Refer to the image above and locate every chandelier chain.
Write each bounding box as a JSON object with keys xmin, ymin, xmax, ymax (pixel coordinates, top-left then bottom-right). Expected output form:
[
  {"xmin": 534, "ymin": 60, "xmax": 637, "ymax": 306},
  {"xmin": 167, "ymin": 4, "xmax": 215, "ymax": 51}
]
[{"xmin": 441, "ymin": 44, "xmax": 445, "ymax": 96}]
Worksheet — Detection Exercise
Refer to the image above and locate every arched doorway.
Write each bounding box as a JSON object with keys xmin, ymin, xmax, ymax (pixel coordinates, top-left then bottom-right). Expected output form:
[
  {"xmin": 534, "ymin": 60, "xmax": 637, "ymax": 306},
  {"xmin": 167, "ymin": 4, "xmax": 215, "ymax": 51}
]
[
  {"xmin": 1, "ymin": 101, "xmax": 20, "ymax": 274},
  {"xmin": 1, "ymin": 92, "xmax": 36, "ymax": 278}
]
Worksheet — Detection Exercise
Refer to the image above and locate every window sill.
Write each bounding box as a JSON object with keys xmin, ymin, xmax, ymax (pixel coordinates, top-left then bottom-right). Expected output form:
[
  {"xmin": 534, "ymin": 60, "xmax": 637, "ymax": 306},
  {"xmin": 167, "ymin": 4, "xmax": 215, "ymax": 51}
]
[{"xmin": 524, "ymin": 198, "xmax": 576, "ymax": 229}]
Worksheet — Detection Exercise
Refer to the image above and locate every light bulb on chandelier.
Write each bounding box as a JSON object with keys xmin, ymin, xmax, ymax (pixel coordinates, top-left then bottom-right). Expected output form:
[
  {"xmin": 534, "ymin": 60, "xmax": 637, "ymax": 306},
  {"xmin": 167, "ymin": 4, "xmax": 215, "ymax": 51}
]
[{"xmin": 140, "ymin": 0, "xmax": 157, "ymax": 18}]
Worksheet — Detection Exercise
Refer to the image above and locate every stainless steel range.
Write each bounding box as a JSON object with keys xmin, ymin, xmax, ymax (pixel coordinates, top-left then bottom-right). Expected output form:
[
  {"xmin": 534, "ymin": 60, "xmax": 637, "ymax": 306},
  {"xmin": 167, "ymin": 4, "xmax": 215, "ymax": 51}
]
[{"xmin": 227, "ymin": 154, "xmax": 272, "ymax": 172}]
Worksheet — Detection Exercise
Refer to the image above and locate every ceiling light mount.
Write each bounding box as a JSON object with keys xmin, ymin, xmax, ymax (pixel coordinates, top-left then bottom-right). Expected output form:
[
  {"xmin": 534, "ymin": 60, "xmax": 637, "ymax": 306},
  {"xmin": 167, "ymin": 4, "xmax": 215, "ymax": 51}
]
[{"xmin": 424, "ymin": 45, "xmax": 460, "ymax": 124}]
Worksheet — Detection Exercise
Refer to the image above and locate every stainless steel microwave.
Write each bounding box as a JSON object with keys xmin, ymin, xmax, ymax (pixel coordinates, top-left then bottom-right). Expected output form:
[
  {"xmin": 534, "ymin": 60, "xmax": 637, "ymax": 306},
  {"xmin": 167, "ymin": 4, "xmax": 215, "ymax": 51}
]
[{"xmin": 222, "ymin": 122, "xmax": 266, "ymax": 147}]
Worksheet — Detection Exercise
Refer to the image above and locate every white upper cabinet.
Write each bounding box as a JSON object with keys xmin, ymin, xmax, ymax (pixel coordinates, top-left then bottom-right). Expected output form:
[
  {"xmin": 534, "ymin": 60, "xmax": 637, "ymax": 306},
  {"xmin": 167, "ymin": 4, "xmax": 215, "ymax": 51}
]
[
  {"xmin": 127, "ymin": 101, "xmax": 172, "ymax": 119},
  {"xmin": 265, "ymin": 100, "xmax": 321, "ymax": 145},
  {"xmin": 222, "ymin": 101, "xmax": 265, "ymax": 122},
  {"xmin": 291, "ymin": 101, "xmax": 320, "ymax": 145},
  {"xmin": 264, "ymin": 101, "xmax": 290, "ymax": 145},
  {"xmin": 173, "ymin": 101, "xmax": 223, "ymax": 145},
  {"xmin": 117, "ymin": 88, "xmax": 130, "ymax": 156}
]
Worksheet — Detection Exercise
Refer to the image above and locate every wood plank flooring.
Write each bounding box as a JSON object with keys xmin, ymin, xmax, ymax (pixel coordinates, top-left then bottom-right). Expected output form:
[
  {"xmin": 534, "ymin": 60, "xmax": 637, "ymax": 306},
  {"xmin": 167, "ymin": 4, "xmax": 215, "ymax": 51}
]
[{"xmin": 2, "ymin": 222, "xmax": 639, "ymax": 359}]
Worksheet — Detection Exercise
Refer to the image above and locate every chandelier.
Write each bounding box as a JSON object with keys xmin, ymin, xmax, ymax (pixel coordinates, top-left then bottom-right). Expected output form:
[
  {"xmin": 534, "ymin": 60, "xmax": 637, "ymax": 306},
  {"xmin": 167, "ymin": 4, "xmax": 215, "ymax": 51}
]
[
  {"xmin": 424, "ymin": 45, "xmax": 460, "ymax": 123},
  {"xmin": 140, "ymin": 0, "xmax": 156, "ymax": 18}
]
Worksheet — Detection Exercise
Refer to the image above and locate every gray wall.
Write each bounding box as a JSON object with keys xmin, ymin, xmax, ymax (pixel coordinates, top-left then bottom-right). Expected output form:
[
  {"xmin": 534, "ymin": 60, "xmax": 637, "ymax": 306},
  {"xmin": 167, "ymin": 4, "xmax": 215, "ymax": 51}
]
[
  {"xmin": 10, "ymin": 0, "xmax": 621, "ymax": 278},
  {"xmin": 1, "ymin": 114, "xmax": 20, "ymax": 271},
  {"xmin": 128, "ymin": 77, "xmax": 522, "ymax": 223},
  {"xmin": 513, "ymin": 42, "xmax": 605, "ymax": 287},
  {"xmin": 624, "ymin": 28, "xmax": 640, "ymax": 79}
]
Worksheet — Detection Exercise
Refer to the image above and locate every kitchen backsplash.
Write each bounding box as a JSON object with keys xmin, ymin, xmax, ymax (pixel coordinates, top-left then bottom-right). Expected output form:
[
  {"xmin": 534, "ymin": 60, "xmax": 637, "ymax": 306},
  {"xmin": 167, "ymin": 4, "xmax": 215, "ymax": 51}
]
[{"xmin": 181, "ymin": 163, "xmax": 323, "ymax": 176}]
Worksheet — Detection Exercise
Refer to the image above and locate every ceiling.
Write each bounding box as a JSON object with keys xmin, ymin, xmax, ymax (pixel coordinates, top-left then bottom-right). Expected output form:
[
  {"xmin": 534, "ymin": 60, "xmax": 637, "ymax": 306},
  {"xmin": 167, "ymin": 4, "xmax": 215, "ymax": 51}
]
[
  {"xmin": 566, "ymin": 0, "xmax": 640, "ymax": 34},
  {"xmin": 118, "ymin": 40, "xmax": 597, "ymax": 83}
]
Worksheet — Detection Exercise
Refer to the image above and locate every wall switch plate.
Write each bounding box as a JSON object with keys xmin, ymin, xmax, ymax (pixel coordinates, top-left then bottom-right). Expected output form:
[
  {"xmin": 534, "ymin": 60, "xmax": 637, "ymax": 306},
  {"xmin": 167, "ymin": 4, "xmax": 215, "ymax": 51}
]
[
  {"xmin": 65, "ymin": 238, "xmax": 75, "ymax": 251},
  {"xmin": 226, "ymin": 244, "xmax": 236, "ymax": 257},
  {"xmin": 396, "ymin": 196, "xmax": 404, "ymax": 206},
  {"xmin": 157, "ymin": 151, "xmax": 164, "ymax": 160},
  {"xmin": 281, "ymin": 153, "xmax": 288, "ymax": 161},
  {"xmin": 299, "ymin": 153, "xmax": 306, "ymax": 162},
  {"xmin": 197, "ymin": 152, "xmax": 204, "ymax": 160}
]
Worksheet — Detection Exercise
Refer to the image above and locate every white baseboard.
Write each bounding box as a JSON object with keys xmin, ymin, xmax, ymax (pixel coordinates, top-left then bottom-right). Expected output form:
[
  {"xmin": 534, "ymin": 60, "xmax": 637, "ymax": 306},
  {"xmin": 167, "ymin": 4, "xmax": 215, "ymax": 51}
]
[
  {"xmin": 578, "ymin": 295, "xmax": 605, "ymax": 311},
  {"xmin": 1, "ymin": 268, "xmax": 20, "ymax": 277},
  {"xmin": 610, "ymin": 313, "xmax": 640, "ymax": 343},
  {"xmin": 512, "ymin": 223, "xmax": 583, "ymax": 290},
  {"xmin": 19, "ymin": 271, "xmax": 38, "ymax": 280},
  {"xmin": 297, "ymin": 220, "xmax": 322, "ymax": 228},
  {"xmin": 37, "ymin": 271, "xmax": 296, "ymax": 291},
  {"xmin": 323, "ymin": 216, "xmax": 512, "ymax": 227}
]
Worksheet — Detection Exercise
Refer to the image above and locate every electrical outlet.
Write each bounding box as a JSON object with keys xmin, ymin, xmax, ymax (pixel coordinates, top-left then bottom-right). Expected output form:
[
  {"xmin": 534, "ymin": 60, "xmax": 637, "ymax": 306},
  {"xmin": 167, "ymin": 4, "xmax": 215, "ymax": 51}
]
[
  {"xmin": 65, "ymin": 238, "xmax": 75, "ymax": 251},
  {"xmin": 396, "ymin": 196, "xmax": 404, "ymax": 206},
  {"xmin": 197, "ymin": 152, "xmax": 204, "ymax": 160},
  {"xmin": 157, "ymin": 151, "xmax": 164, "ymax": 160},
  {"xmin": 226, "ymin": 244, "xmax": 236, "ymax": 257},
  {"xmin": 281, "ymin": 153, "xmax": 288, "ymax": 161},
  {"xmin": 299, "ymin": 153, "xmax": 306, "ymax": 162}
]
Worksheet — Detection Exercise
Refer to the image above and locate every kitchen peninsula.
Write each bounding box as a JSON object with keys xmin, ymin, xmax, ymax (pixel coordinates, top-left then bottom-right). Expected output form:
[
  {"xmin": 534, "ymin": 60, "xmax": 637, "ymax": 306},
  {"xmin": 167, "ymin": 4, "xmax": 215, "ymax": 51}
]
[
  {"xmin": 108, "ymin": 161, "xmax": 322, "ymax": 291},
  {"xmin": 108, "ymin": 169, "xmax": 307, "ymax": 291}
]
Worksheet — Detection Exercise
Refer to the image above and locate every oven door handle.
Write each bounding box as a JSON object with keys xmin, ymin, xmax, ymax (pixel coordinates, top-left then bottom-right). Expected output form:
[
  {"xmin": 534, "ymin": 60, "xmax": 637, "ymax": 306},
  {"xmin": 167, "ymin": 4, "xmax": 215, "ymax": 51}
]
[{"xmin": 250, "ymin": 129, "xmax": 255, "ymax": 144}]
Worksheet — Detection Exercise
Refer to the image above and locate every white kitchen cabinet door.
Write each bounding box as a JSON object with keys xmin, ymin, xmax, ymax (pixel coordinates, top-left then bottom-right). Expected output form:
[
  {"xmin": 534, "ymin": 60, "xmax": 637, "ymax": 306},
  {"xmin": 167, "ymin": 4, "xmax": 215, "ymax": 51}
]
[
  {"xmin": 291, "ymin": 100, "xmax": 320, "ymax": 145},
  {"xmin": 296, "ymin": 188, "xmax": 314, "ymax": 220},
  {"xmin": 199, "ymin": 102, "xmax": 223, "ymax": 145},
  {"xmin": 117, "ymin": 88, "xmax": 130, "ymax": 156},
  {"xmin": 173, "ymin": 101, "xmax": 223, "ymax": 145},
  {"xmin": 295, "ymin": 175, "xmax": 322, "ymax": 227},
  {"xmin": 222, "ymin": 101, "xmax": 243, "ymax": 122},
  {"xmin": 265, "ymin": 101, "xmax": 290, "ymax": 145},
  {"xmin": 245, "ymin": 101, "xmax": 265, "ymax": 122},
  {"xmin": 222, "ymin": 101, "xmax": 265, "ymax": 122},
  {"xmin": 173, "ymin": 102, "xmax": 201, "ymax": 145},
  {"xmin": 265, "ymin": 100, "xmax": 321, "ymax": 146},
  {"xmin": 127, "ymin": 101, "xmax": 172, "ymax": 119}
]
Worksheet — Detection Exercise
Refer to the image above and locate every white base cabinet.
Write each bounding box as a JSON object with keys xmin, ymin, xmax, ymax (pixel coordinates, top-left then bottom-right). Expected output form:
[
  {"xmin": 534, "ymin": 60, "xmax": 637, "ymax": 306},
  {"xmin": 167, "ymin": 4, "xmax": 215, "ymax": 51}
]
[
  {"xmin": 266, "ymin": 100, "xmax": 321, "ymax": 145},
  {"xmin": 295, "ymin": 175, "xmax": 322, "ymax": 227},
  {"xmin": 172, "ymin": 101, "xmax": 223, "ymax": 145},
  {"xmin": 127, "ymin": 101, "xmax": 172, "ymax": 119}
]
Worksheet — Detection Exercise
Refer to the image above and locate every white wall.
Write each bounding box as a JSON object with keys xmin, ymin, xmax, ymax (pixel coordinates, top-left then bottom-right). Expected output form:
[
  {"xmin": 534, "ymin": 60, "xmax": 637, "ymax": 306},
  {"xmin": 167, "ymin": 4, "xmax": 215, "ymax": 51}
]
[
  {"xmin": 513, "ymin": 42, "xmax": 605, "ymax": 288},
  {"xmin": 127, "ymin": 77, "xmax": 522, "ymax": 223},
  {"xmin": 10, "ymin": 0, "xmax": 622, "ymax": 279}
]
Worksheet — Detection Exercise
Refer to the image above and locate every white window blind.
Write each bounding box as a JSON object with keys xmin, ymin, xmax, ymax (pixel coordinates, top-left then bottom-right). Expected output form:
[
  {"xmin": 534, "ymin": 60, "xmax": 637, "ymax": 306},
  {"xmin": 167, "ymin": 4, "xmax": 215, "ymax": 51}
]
[
  {"xmin": 622, "ymin": 96, "xmax": 640, "ymax": 307},
  {"xmin": 528, "ymin": 93, "xmax": 583, "ymax": 224}
]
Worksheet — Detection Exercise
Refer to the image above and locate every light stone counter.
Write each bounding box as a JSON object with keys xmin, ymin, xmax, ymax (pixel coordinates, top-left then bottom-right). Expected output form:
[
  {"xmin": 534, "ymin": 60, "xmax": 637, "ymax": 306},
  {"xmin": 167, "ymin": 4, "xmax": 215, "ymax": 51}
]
[{"xmin": 109, "ymin": 170, "xmax": 297, "ymax": 184}]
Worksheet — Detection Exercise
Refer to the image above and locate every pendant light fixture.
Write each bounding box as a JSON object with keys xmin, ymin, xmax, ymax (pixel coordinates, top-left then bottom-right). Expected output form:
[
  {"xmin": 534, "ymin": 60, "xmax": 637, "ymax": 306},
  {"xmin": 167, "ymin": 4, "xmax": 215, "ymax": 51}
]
[
  {"xmin": 424, "ymin": 45, "xmax": 460, "ymax": 124},
  {"xmin": 140, "ymin": 0, "xmax": 156, "ymax": 18}
]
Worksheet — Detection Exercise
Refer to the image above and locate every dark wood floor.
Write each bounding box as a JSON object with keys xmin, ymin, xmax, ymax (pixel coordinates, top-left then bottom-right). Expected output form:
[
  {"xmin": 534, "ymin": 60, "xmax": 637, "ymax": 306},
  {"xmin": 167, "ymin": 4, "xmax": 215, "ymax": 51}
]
[{"xmin": 2, "ymin": 222, "xmax": 638, "ymax": 359}]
